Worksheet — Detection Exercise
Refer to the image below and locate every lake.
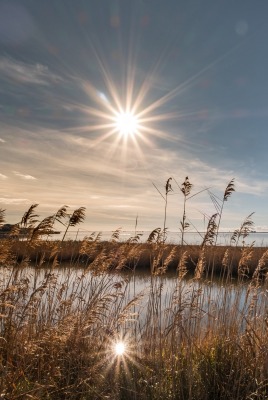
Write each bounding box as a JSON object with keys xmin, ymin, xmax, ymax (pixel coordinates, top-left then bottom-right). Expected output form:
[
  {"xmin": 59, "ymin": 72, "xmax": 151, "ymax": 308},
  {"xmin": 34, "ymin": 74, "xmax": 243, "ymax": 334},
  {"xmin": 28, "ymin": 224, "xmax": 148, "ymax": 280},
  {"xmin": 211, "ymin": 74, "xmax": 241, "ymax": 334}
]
[
  {"xmin": 2, "ymin": 266, "xmax": 267, "ymax": 335},
  {"xmin": 63, "ymin": 230, "xmax": 268, "ymax": 247}
]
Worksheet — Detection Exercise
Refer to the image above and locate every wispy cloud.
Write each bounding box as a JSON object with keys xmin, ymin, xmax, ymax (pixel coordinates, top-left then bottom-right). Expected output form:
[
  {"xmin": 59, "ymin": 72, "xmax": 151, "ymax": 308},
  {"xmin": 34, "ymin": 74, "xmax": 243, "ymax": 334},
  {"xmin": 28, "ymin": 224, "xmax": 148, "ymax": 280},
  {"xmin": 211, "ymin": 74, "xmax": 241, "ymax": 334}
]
[
  {"xmin": 0, "ymin": 197, "xmax": 29, "ymax": 205},
  {"xmin": 13, "ymin": 171, "xmax": 37, "ymax": 180},
  {"xmin": 0, "ymin": 138, "xmax": 5, "ymax": 143},
  {"xmin": 0, "ymin": 57, "xmax": 62, "ymax": 86},
  {"xmin": 0, "ymin": 173, "xmax": 7, "ymax": 179},
  {"xmin": 0, "ymin": 124, "xmax": 266, "ymax": 231},
  {"xmin": 256, "ymin": 225, "xmax": 268, "ymax": 232}
]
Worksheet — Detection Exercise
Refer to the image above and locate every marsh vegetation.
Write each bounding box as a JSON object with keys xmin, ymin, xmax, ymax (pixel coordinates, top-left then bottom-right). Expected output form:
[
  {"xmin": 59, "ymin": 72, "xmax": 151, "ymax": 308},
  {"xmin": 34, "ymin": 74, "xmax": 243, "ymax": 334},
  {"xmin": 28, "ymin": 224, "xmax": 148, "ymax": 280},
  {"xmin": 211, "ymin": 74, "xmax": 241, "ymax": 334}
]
[{"xmin": 1, "ymin": 179, "xmax": 268, "ymax": 399}]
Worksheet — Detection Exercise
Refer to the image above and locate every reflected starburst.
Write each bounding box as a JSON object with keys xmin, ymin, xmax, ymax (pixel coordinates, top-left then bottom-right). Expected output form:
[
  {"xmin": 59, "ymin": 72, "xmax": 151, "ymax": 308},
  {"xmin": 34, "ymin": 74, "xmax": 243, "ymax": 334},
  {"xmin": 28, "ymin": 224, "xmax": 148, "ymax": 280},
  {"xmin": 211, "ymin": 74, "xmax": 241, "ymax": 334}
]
[
  {"xmin": 114, "ymin": 341, "xmax": 126, "ymax": 356},
  {"xmin": 90, "ymin": 331, "xmax": 142, "ymax": 386}
]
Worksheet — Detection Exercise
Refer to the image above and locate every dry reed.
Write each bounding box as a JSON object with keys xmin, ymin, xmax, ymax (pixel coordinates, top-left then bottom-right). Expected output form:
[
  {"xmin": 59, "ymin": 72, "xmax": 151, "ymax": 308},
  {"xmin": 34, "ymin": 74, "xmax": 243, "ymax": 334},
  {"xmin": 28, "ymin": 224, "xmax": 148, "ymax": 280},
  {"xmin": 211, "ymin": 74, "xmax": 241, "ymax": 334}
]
[{"xmin": 0, "ymin": 182, "xmax": 268, "ymax": 398}]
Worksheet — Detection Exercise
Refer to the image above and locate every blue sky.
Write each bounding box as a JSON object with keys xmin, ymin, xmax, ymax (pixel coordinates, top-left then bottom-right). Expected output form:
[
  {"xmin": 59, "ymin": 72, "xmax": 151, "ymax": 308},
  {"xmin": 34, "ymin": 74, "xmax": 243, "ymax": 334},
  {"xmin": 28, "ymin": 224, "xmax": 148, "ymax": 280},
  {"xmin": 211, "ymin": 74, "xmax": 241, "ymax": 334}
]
[{"xmin": 1, "ymin": 0, "xmax": 268, "ymax": 233}]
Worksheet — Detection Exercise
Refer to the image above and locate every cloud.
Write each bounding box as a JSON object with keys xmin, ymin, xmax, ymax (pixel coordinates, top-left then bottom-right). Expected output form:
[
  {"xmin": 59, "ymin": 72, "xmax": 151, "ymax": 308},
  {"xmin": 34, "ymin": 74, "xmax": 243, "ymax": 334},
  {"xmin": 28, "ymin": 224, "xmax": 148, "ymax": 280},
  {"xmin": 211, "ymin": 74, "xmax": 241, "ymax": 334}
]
[
  {"xmin": 0, "ymin": 173, "xmax": 7, "ymax": 179},
  {"xmin": 255, "ymin": 225, "xmax": 268, "ymax": 232},
  {"xmin": 235, "ymin": 179, "xmax": 268, "ymax": 197},
  {"xmin": 13, "ymin": 171, "xmax": 36, "ymax": 180},
  {"xmin": 0, "ymin": 123, "xmax": 266, "ymax": 232},
  {"xmin": 0, "ymin": 138, "xmax": 5, "ymax": 143},
  {"xmin": 0, "ymin": 197, "xmax": 29, "ymax": 205},
  {"xmin": 0, "ymin": 57, "xmax": 62, "ymax": 86}
]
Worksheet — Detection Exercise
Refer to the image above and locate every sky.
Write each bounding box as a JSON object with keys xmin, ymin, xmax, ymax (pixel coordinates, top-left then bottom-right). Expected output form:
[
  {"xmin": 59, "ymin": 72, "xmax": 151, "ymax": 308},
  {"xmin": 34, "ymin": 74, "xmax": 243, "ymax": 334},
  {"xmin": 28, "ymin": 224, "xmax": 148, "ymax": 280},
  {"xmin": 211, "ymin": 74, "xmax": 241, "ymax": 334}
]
[{"xmin": 1, "ymin": 0, "xmax": 268, "ymax": 235}]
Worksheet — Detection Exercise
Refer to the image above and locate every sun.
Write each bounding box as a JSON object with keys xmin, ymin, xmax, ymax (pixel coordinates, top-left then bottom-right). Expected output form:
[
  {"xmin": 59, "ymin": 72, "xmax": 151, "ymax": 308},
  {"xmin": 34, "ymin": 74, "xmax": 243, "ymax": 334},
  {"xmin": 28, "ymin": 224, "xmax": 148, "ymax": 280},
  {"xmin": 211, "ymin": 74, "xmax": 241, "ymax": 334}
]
[
  {"xmin": 114, "ymin": 341, "xmax": 126, "ymax": 356},
  {"xmin": 114, "ymin": 111, "xmax": 139, "ymax": 137},
  {"xmin": 73, "ymin": 60, "xmax": 183, "ymax": 160}
]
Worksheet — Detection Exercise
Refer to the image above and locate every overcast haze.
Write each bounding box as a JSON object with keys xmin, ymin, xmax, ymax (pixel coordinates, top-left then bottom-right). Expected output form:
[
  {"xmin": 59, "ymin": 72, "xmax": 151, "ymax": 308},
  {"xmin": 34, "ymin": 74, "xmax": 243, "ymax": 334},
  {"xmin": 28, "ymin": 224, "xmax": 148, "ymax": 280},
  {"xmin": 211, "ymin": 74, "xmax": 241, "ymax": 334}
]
[{"xmin": 1, "ymin": 0, "xmax": 268, "ymax": 234}]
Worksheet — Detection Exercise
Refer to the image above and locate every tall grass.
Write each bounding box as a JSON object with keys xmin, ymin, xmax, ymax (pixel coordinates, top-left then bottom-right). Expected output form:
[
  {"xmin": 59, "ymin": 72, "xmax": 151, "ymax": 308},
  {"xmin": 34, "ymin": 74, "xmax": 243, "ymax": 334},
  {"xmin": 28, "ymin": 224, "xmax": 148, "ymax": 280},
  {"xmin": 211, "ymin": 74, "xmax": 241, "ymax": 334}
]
[
  {"xmin": 177, "ymin": 176, "xmax": 193, "ymax": 247},
  {"xmin": 153, "ymin": 177, "xmax": 173, "ymax": 243},
  {"xmin": 0, "ymin": 263, "xmax": 268, "ymax": 399},
  {"xmin": 1, "ymin": 180, "xmax": 268, "ymax": 398}
]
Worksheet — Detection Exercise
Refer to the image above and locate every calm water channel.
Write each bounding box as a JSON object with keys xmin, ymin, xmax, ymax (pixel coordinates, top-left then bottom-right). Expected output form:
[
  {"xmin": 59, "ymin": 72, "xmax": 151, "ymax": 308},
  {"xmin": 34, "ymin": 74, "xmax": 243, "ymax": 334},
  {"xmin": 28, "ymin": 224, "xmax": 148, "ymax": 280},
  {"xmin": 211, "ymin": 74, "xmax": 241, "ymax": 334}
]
[
  {"xmin": 63, "ymin": 231, "xmax": 268, "ymax": 247},
  {"xmin": 2, "ymin": 266, "xmax": 267, "ymax": 325}
]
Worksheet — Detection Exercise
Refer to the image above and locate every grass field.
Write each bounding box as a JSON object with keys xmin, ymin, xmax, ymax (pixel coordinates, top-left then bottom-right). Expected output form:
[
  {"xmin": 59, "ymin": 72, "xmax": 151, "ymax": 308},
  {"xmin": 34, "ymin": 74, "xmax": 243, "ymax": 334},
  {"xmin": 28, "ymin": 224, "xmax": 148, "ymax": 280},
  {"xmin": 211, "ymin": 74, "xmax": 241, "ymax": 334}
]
[{"xmin": 1, "ymin": 189, "xmax": 268, "ymax": 399}]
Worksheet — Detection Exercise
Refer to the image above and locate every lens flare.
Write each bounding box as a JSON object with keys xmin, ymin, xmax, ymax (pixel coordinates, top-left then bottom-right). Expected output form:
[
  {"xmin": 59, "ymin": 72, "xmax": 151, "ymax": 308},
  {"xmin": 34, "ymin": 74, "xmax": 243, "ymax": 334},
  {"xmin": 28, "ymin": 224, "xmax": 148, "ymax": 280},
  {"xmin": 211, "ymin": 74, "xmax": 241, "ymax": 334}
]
[
  {"xmin": 114, "ymin": 341, "xmax": 125, "ymax": 356},
  {"xmin": 114, "ymin": 112, "xmax": 138, "ymax": 137}
]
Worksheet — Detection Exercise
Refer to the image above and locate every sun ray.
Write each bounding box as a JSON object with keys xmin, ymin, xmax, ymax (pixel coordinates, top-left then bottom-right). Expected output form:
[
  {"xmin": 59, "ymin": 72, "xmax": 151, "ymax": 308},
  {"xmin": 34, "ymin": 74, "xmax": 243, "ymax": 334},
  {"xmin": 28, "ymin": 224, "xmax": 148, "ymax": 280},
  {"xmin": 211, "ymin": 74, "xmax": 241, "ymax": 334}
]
[
  {"xmin": 57, "ymin": 21, "xmax": 249, "ymax": 168},
  {"xmin": 136, "ymin": 41, "xmax": 246, "ymax": 120},
  {"xmin": 63, "ymin": 35, "xmax": 217, "ymax": 159},
  {"xmin": 130, "ymin": 36, "xmax": 176, "ymax": 115},
  {"xmin": 88, "ymin": 44, "xmax": 124, "ymax": 112}
]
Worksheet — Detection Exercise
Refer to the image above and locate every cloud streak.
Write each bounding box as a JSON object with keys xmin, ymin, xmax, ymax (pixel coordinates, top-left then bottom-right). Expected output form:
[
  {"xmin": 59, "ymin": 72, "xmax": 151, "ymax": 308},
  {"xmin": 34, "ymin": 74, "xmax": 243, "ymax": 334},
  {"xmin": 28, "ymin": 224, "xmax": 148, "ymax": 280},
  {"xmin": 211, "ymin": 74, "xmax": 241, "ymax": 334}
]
[
  {"xmin": 13, "ymin": 171, "xmax": 37, "ymax": 180},
  {"xmin": 0, "ymin": 57, "xmax": 62, "ymax": 86},
  {"xmin": 0, "ymin": 197, "xmax": 29, "ymax": 205}
]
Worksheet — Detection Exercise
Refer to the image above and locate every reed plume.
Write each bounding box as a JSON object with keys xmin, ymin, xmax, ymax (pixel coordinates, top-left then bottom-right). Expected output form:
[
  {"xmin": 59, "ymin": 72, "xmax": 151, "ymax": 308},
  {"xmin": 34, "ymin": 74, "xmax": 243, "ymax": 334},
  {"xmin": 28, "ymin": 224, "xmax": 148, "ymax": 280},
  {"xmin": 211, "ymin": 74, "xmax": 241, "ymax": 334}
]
[
  {"xmin": 127, "ymin": 232, "xmax": 143, "ymax": 244},
  {"xmin": 20, "ymin": 203, "xmax": 39, "ymax": 228},
  {"xmin": 153, "ymin": 178, "xmax": 172, "ymax": 243},
  {"xmin": 62, "ymin": 206, "xmax": 86, "ymax": 241},
  {"xmin": 223, "ymin": 178, "xmax": 235, "ymax": 201},
  {"xmin": 54, "ymin": 205, "xmax": 69, "ymax": 223},
  {"xmin": 179, "ymin": 176, "xmax": 193, "ymax": 247},
  {"xmin": 238, "ymin": 243, "xmax": 254, "ymax": 279},
  {"xmin": 201, "ymin": 213, "xmax": 218, "ymax": 247},
  {"xmin": 110, "ymin": 227, "xmax": 122, "ymax": 242},
  {"xmin": 194, "ymin": 246, "xmax": 206, "ymax": 279},
  {"xmin": 29, "ymin": 215, "xmax": 55, "ymax": 242},
  {"xmin": 163, "ymin": 177, "xmax": 173, "ymax": 242},
  {"xmin": 147, "ymin": 227, "xmax": 162, "ymax": 244},
  {"xmin": 251, "ymin": 249, "xmax": 268, "ymax": 286},
  {"xmin": 231, "ymin": 212, "xmax": 255, "ymax": 246},
  {"xmin": 177, "ymin": 250, "xmax": 188, "ymax": 280},
  {"xmin": 209, "ymin": 179, "xmax": 235, "ymax": 246}
]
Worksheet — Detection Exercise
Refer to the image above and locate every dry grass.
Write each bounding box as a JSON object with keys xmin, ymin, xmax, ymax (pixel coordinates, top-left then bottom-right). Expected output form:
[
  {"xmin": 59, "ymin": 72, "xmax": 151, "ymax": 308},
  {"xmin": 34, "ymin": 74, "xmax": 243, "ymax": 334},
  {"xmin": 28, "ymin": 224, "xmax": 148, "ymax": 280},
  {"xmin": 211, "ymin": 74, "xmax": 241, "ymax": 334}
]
[
  {"xmin": 1, "ymin": 195, "xmax": 268, "ymax": 398},
  {"xmin": 6, "ymin": 240, "xmax": 268, "ymax": 279},
  {"xmin": 0, "ymin": 264, "xmax": 268, "ymax": 399}
]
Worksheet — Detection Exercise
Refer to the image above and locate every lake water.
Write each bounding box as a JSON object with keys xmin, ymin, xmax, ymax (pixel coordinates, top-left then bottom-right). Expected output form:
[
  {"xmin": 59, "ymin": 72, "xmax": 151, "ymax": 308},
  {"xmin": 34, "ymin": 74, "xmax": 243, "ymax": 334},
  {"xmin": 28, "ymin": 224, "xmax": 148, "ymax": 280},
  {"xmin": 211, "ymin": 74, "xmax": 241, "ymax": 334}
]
[
  {"xmin": 2, "ymin": 266, "xmax": 267, "ymax": 333},
  {"xmin": 63, "ymin": 230, "xmax": 268, "ymax": 247}
]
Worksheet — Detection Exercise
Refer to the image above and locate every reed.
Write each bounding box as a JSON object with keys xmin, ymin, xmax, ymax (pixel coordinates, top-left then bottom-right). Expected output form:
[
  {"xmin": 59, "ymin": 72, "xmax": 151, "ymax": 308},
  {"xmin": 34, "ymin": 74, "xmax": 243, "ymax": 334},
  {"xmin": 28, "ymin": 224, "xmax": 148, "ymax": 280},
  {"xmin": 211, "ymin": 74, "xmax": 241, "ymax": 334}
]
[
  {"xmin": 0, "ymin": 263, "xmax": 268, "ymax": 398},
  {"xmin": 153, "ymin": 178, "xmax": 173, "ymax": 243},
  {"xmin": 0, "ymin": 179, "xmax": 268, "ymax": 398},
  {"xmin": 177, "ymin": 176, "xmax": 193, "ymax": 247}
]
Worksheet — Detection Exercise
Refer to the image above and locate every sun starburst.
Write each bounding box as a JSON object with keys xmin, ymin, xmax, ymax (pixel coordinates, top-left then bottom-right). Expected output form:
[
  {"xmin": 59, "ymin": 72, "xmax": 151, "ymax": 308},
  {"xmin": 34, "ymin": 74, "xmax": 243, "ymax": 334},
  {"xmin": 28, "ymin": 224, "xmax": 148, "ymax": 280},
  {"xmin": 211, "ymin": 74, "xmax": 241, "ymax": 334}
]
[
  {"xmin": 64, "ymin": 42, "xmax": 197, "ymax": 164},
  {"xmin": 114, "ymin": 341, "xmax": 126, "ymax": 356},
  {"xmin": 114, "ymin": 112, "xmax": 139, "ymax": 137}
]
